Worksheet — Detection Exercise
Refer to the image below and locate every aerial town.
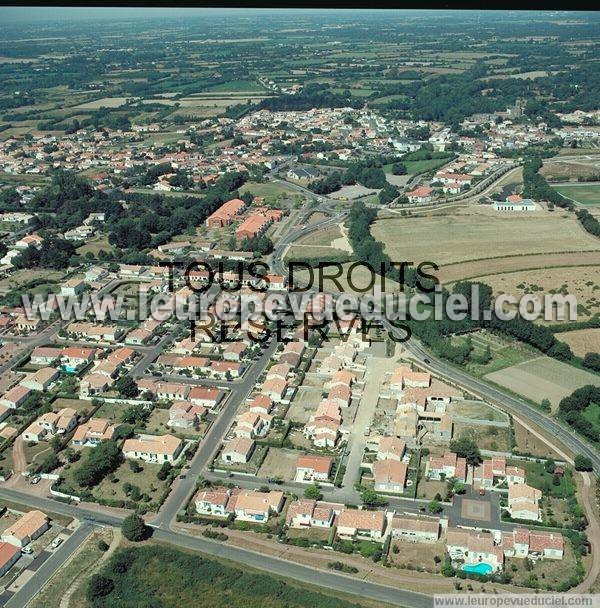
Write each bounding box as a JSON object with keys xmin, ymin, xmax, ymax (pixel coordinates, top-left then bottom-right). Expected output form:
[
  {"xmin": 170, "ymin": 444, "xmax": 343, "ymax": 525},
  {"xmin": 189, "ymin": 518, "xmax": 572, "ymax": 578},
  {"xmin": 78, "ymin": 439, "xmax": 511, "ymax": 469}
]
[{"xmin": 0, "ymin": 7, "xmax": 598, "ymax": 608}]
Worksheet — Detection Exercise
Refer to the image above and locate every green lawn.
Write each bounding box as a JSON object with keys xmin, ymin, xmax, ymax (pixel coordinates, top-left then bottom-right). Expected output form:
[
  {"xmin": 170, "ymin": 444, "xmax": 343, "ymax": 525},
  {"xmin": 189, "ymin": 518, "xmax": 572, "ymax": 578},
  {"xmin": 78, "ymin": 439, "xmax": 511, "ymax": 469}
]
[
  {"xmin": 239, "ymin": 180, "xmax": 296, "ymax": 199},
  {"xmin": 553, "ymin": 184, "xmax": 600, "ymax": 206},
  {"xmin": 383, "ymin": 157, "xmax": 450, "ymax": 176},
  {"xmin": 450, "ymin": 332, "xmax": 536, "ymax": 378},
  {"xmin": 403, "ymin": 158, "xmax": 451, "ymax": 175},
  {"xmin": 517, "ymin": 459, "xmax": 575, "ymax": 499},
  {"xmin": 60, "ymin": 449, "xmax": 168, "ymax": 508},
  {"xmin": 581, "ymin": 402, "xmax": 600, "ymax": 438}
]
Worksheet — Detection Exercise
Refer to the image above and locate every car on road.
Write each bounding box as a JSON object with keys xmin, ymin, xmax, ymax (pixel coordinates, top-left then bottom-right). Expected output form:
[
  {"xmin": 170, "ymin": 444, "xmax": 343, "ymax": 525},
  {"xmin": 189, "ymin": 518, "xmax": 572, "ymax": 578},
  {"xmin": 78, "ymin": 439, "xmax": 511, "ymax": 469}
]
[
  {"xmin": 424, "ymin": 358, "xmax": 431, "ymax": 364},
  {"xmin": 479, "ymin": 488, "xmax": 486, "ymax": 496}
]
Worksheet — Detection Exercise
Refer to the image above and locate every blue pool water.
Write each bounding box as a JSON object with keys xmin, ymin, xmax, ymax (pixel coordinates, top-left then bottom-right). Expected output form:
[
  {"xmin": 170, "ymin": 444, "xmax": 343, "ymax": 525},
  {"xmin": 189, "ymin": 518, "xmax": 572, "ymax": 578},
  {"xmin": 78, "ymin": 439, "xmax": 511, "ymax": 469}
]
[
  {"xmin": 62, "ymin": 365, "xmax": 77, "ymax": 374},
  {"xmin": 462, "ymin": 563, "xmax": 493, "ymax": 575}
]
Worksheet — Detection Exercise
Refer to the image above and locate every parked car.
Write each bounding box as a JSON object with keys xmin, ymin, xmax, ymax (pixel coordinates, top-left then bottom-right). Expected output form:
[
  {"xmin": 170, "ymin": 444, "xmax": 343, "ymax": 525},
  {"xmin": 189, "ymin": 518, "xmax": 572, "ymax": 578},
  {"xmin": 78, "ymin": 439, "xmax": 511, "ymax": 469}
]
[
  {"xmin": 30, "ymin": 475, "xmax": 41, "ymax": 485},
  {"xmin": 21, "ymin": 547, "xmax": 33, "ymax": 554},
  {"xmin": 51, "ymin": 537, "xmax": 63, "ymax": 548}
]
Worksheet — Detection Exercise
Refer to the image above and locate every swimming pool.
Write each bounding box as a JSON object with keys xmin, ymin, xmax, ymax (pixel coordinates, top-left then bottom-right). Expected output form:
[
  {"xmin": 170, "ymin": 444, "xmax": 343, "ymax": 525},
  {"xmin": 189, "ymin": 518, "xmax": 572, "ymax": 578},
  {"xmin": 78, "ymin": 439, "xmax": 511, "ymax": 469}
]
[
  {"xmin": 62, "ymin": 365, "xmax": 77, "ymax": 374},
  {"xmin": 462, "ymin": 562, "xmax": 493, "ymax": 575}
]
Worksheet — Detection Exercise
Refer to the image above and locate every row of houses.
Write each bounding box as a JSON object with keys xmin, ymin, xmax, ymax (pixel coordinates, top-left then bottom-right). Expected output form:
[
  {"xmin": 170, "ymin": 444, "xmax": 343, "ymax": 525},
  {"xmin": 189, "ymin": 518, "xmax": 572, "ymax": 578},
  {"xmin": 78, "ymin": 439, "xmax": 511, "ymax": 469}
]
[
  {"xmin": 387, "ymin": 365, "xmax": 456, "ymax": 447},
  {"xmin": 426, "ymin": 453, "xmax": 542, "ymax": 521}
]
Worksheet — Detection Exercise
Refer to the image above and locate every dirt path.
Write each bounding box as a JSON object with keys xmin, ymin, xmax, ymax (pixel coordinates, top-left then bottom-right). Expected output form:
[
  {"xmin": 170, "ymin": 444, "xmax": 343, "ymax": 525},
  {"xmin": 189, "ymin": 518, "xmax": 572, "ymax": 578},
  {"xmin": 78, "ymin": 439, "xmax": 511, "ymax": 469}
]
[
  {"xmin": 573, "ymin": 473, "xmax": 600, "ymax": 593},
  {"xmin": 512, "ymin": 414, "xmax": 600, "ymax": 593},
  {"xmin": 342, "ymin": 347, "xmax": 399, "ymax": 489},
  {"xmin": 59, "ymin": 528, "xmax": 120, "ymax": 608},
  {"xmin": 11, "ymin": 435, "xmax": 26, "ymax": 475}
]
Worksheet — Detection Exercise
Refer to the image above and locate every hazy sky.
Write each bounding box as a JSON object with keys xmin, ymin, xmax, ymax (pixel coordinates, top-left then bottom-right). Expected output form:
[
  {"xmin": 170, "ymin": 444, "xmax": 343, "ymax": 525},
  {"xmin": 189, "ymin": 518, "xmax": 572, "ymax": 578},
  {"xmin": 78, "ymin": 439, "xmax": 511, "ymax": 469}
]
[{"xmin": 0, "ymin": 7, "xmax": 368, "ymax": 23}]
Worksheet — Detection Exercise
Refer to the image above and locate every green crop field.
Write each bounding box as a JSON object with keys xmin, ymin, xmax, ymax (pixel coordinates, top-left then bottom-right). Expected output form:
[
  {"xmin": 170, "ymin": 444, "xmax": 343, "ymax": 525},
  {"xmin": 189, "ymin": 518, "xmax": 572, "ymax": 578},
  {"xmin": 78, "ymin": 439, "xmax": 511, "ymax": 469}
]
[{"xmin": 553, "ymin": 184, "xmax": 600, "ymax": 206}]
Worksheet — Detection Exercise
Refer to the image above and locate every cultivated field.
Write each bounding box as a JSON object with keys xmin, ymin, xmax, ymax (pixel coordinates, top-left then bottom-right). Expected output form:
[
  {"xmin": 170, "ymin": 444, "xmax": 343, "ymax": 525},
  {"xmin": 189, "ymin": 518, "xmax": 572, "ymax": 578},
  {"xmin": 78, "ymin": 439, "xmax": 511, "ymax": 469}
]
[
  {"xmin": 73, "ymin": 97, "xmax": 134, "ymax": 109},
  {"xmin": 468, "ymin": 265, "xmax": 600, "ymax": 321},
  {"xmin": 484, "ymin": 356, "xmax": 600, "ymax": 410},
  {"xmin": 557, "ymin": 328, "xmax": 600, "ymax": 357},
  {"xmin": 437, "ymin": 251, "xmax": 600, "ymax": 284},
  {"xmin": 371, "ymin": 205, "xmax": 600, "ymax": 269},
  {"xmin": 553, "ymin": 184, "xmax": 600, "ymax": 206}
]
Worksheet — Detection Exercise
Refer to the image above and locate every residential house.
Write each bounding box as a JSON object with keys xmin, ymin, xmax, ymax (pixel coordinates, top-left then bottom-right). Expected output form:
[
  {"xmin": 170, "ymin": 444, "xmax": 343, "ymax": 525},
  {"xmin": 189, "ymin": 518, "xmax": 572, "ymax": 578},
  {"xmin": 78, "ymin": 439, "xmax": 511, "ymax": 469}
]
[
  {"xmin": 195, "ymin": 486, "xmax": 237, "ymax": 518},
  {"xmin": 189, "ymin": 386, "xmax": 224, "ymax": 410},
  {"xmin": 221, "ymin": 437, "xmax": 256, "ymax": 464},
  {"xmin": 1, "ymin": 510, "xmax": 49, "ymax": 548},
  {"xmin": 168, "ymin": 401, "xmax": 207, "ymax": 429},
  {"xmin": 406, "ymin": 186, "xmax": 434, "ymax": 203},
  {"xmin": 502, "ymin": 528, "xmax": 564, "ymax": 560},
  {"xmin": 337, "ymin": 509, "xmax": 386, "ymax": 541},
  {"xmin": 286, "ymin": 499, "xmax": 343, "ymax": 529},
  {"xmin": 72, "ymin": 418, "xmax": 116, "ymax": 446},
  {"xmin": 61, "ymin": 347, "xmax": 96, "ymax": 368},
  {"xmin": 122, "ymin": 434, "xmax": 183, "ymax": 463},
  {"xmin": 248, "ymin": 395, "xmax": 273, "ymax": 416},
  {"xmin": 446, "ymin": 528, "xmax": 504, "ymax": 572},
  {"xmin": 232, "ymin": 490, "xmax": 284, "ymax": 522},
  {"xmin": 295, "ymin": 455, "xmax": 333, "ymax": 482},
  {"xmin": 391, "ymin": 516, "xmax": 440, "ymax": 543},
  {"xmin": 377, "ymin": 437, "xmax": 406, "ymax": 462},
  {"xmin": 508, "ymin": 484, "xmax": 542, "ymax": 522},
  {"xmin": 22, "ymin": 408, "xmax": 78, "ymax": 442},
  {"xmin": 0, "ymin": 385, "xmax": 32, "ymax": 409},
  {"xmin": 29, "ymin": 346, "xmax": 63, "ymax": 366},
  {"xmin": 20, "ymin": 367, "xmax": 59, "ymax": 392},
  {"xmin": 426, "ymin": 452, "xmax": 467, "ymax": 483},
  {"xmin": 0, "ymin": 543, "xmax": 20, "ymax": 577},
  {"xmin": 262, "ymin": 378, "xmax": 288, "ymax": 403},
  {"xmin": 372, "ymin": 459, "xmax": 408, "ymax": 493},
  {"xmin": 234, "ymin": 411, "xmax": 272, "ymax": 439}
]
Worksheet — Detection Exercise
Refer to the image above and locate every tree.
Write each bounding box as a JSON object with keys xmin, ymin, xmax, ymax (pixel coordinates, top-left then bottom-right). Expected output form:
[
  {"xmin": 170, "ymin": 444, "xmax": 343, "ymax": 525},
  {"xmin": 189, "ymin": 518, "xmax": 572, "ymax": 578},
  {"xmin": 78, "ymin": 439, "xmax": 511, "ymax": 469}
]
[
  {"xmin": 574, "ymin": 455, "xmax": 593, "ymax": 472},
  {"xmin": 129, "ymin": 459, "xmax": 142, "ymax": 473},
  {"xmin": 544, "ymin": 458, "xmax": 555, "ymax": 474},
  {"xmin": 540, "ymin": 398, "xmax": 551, "ymax": 412},
  {"xmin": 303, "ymin": 484, "xmax": 323, "ymax": 501},
  {"xmin": 428, "ymin": 499, "xmax": 443, "ymax": 514},
  {"xmin": 583, "ymin": 352, "xmax": 600, "ymax": 372},
  {"xmin": 86, "ymin": 574, "xmax": 114, "ymax": 601},
  {"xmin": 157, "ymin": 461, "xmax": 172, "ymax": 481},
  {"xmin": 360, "ymin": 488, "xmax": 388, "ymax": 507},
  {"xmin": 115, "ymin": 376, "xmax": 138, "ymax": 399},
  {"xmin": 113, "ymin": 423, "xmax": 134, "ymax": 440},
  {"xmin": 98, "ymin": 539, "xmax": 110, "ymax": 552},
  {"xmin": 392, "ymin": 162, "xmax": 407, "ymax": 175},
  {"xmin": 121, "ymin": 403, "xmax": 149, "ymax": 425},
  {"xmin": 73, "ymin": 440, "xmax": 122, "ymax": 487},
  {"xmin": 38, "ymin": 452, "xmax": 60, "ymax": 474},
  {"xmin": 121, "ymin": 514, "xmax": 150, "ymax": 542},
  {"xmin": 449, "ymin": 435, "xmax": 481, "ymax": 466}
]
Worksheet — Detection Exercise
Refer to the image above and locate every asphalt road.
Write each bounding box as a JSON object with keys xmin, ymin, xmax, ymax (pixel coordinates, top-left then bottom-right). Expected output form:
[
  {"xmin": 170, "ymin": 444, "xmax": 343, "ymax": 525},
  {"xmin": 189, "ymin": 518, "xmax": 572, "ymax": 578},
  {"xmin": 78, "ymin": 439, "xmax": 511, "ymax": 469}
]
[
  {"xmin": 0, "ymin": 488, "xmax": 429, "ymax": 608},
  {"xmin": 404, "ymin": 338, "xmax": 600, "ymax": 472},
  {"xmin": 267, "ymin": 182, "xmax": 600, "ymax": 475},
  {"xmin": 151, "ymin": 333, "xmax": 282, "ymax": 528},
  {"xmin": 4, "ymin": 522, "xmax": 94, "ymax": 608}
]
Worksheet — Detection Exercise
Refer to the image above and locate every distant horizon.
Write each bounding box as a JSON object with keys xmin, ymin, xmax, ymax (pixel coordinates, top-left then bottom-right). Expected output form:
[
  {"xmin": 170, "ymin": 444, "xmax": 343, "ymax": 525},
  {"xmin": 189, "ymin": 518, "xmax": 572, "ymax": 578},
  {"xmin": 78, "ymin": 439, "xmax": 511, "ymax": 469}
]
[{"xmin": 0, "ymin": 7, "xmax": 595, "ymax": 25}]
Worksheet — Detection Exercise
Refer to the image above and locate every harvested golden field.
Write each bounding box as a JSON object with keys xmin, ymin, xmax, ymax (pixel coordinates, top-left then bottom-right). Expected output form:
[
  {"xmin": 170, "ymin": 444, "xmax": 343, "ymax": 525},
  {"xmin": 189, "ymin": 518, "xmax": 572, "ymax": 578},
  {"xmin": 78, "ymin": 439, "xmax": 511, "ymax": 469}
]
[
  {"xmin": 462, "ymin": 265, "xmax": 600, "ymax": 321},
  {"xmin": 557, "ymin": 328, "xmax": 600, "ymax": 357},
  {"xmin": 371, "ymin": 206, "xmax": 600, "ymax": 269},
  {"xmin": 437, "ymin": 251, "xmax": 600, "ymax": 284},
  {"xmin": 485, "ymin": 356, "xmax": 599, "ymax": 410}
]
